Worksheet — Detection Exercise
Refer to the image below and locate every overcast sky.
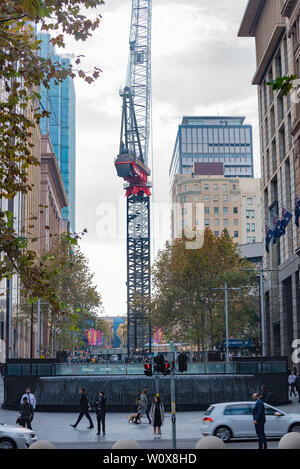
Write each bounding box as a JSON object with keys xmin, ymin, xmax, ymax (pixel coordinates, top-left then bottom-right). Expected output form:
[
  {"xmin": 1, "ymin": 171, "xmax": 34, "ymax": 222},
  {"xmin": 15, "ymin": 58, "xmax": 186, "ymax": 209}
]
[{"xmin": 64, "ymin": 0, "xmax": 259, "ymax": 318}]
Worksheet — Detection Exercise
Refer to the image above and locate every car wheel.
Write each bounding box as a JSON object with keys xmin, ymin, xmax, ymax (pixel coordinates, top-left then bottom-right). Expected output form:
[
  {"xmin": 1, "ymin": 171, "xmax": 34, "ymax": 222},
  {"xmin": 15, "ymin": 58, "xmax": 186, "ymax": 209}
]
[
  {"xmin": 0, "ymin": 438, "xmax": 17, "ymax": 449},
  {"xmin": 214, "ymin": 426, "xmax": 232, "ymax": 442},
  {"xmin": 289, "ymin": 423, "xmax": 300, "ymax": 433}
]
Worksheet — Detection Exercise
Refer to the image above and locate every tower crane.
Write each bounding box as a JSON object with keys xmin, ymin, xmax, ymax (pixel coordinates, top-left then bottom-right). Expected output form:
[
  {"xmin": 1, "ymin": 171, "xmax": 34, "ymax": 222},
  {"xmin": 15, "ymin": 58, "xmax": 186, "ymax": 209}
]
[{"xmin": 115, "ymin": 0, "xmax": 152, "ymax": 354}]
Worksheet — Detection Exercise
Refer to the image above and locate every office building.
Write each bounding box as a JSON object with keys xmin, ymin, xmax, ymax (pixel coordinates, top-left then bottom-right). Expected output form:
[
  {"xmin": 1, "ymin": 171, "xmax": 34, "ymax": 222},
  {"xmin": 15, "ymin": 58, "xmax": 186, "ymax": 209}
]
[
  {"xmin": 37, "ymin": 32, "xmax": 76, "ymax": 233},
  {"xmin": 171, "ymin": 163, "xmax": 262, "ymax": 244},
  {"xmin": 169, "ymin": 116, "xmax": 254, "ymax": 192},
  {"xmin": 239, "ymin": 0, "xmax": 300, "ymax": 357}
]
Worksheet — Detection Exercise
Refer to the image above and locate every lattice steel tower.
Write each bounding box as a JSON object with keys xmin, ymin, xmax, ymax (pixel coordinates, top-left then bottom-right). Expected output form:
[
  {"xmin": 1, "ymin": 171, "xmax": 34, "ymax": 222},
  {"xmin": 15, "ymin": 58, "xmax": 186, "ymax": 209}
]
[{"xmin": 115, "ymin": 0, "xmax": 152, "ymax": 353}]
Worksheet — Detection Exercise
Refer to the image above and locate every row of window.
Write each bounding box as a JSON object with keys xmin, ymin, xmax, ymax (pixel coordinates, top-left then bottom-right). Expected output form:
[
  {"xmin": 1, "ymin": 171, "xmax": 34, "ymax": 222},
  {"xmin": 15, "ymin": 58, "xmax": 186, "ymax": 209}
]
[
  {"xmin": 181, "ymin": 183, "xmax": 239, "ymax": 191},
  {"xmin": 180, "ymin": 195, "xmax": 240, "ymax": 203},
  {"xmin": 204, "ymin": 219, "xmax": 239, "ymax": 227}
]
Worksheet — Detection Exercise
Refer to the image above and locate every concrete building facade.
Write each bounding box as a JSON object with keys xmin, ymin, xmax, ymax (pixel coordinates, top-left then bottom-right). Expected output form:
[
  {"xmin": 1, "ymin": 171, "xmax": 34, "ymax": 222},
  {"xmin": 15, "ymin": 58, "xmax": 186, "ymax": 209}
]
[
  {"xmin": 239, "ymin": 0, "xmax": 300, "ymax": 357},
  {"xmin": 171, "ymin": 165, "xmax": 262, "ymax": 245}
]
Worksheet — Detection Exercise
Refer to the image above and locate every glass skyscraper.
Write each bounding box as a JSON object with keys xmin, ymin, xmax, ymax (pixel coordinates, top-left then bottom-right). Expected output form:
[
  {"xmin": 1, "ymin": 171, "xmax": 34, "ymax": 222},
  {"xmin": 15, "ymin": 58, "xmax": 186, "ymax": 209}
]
[
  {"xmin": 169, "ymin": 116, "xmax": 254, "ymax": 191},
  {"xmin": 38, "ymin": 33, "xmax": 76, "ymax": 233}
]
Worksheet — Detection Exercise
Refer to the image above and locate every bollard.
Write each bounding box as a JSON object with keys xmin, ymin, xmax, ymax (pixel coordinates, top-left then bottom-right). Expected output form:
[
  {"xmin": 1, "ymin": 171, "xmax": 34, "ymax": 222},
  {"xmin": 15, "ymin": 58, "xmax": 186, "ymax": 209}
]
[
  {"xmin": 195, "ymin": 436, "xmax": 225, "ymax": 449},
  {"xmin": 112, "ymin": 439, "xmax": 142, "ymax": 449},
  {"xmin": 29, "ymin": 440, "xmax": 56, "ymax": 449},
  {"xmin": 278, "ymin": 432, "xmax": 300, "ymax": 449}
]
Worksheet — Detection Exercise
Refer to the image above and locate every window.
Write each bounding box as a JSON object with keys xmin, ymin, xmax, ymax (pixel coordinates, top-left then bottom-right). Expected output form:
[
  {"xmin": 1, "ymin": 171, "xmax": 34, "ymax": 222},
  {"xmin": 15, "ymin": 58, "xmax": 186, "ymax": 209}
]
[
  {"xmin": 247, "ymin": 237, "xmax": 251, "ymax": 244},
  {"xmin": 194, "ymin": 196, "xmax": 199, "ymax": 202},
  {"xmin": 223, "ymin": 184, "xmax": 228, "ymax": 192},
  {"xmin": 205, "ymin": 219, "xmax": 210, "ymax": 226},
  {"xmin": 214, "ymin": 184, "xmax": 218, "ymax": 190},
  {"xmin": 224, "ymin": 405, "xmax": 254, "ymax": 416},
  {"xmin": 224, "ymin": 219, "xmax": 229, "ymax": 226},
  {"xmin": 223, "ymin": 195, "xmax": 228, "ymax": 202},
  {"xmin": 247, "ymin": 198, "xmax": 253, "ymax": 205},
  {"xmin": 185, "ymin": 185, "xmax": 188, "ymax": 191},
  {"xmin": 204, "ymin": 195, "xmax": 209, "ymax": 201},
  {"xmin": 194, "ymin": 184, "xmax": 198, "ymax": 190},
  {"xmin": 214, "ymin": 196, "xmax": 219, "ymax": 202},
  {"xmin": 215, "ymin": 219, "xmax": 219, "ymax": 226},
  {"xmin": 252, "ymin": 237, "xmax": 256, "ymax": 243},
  {"xmin": 214, "ymin": 207, "xmax": 219, "ymax": 214},
  {"xmin": 247, "ymin": 223, "xmax": 250, "ymax": 232},
  {"xmin": 251, "ymin": 223, "xmax": 256, "ymax": 232},
  {"xmin": 232, "ymin": 184, "xmax": 237, "ymax": 190},
  {"xmin": 214, "ymin": 231, "xmax": 219, "ymax": 237},
  {"xmin": 233, "ymin": 207, "xmax": 238, "ymax": 214},
  {"xmin": 233, "ymin": 195, "xmax": 238, "ymax": 202},
  {"xmin": 205, "ymin": 207, "xmax": 210, "ymax": 214},
  {"xmin": 204, "ymin": 184, "xmax": 209, "ymax": 190},
  {"xmin": 234, "ymin": 231, "xmax": 239, "ymax": 238},
  {"xmin": 223, "ymin": 207, "xmax": 228, "ymax": 214},
  {"xmin": 234, "ymin": 219, "xmax": 238, "ymax": 226}
]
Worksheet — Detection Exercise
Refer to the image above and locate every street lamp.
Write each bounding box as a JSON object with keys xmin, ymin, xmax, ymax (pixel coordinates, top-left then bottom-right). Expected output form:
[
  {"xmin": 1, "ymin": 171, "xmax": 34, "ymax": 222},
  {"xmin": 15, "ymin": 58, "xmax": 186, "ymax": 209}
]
[{"xmin": 212, "ymin": 283, "xmax": 253, "ymax": 362}]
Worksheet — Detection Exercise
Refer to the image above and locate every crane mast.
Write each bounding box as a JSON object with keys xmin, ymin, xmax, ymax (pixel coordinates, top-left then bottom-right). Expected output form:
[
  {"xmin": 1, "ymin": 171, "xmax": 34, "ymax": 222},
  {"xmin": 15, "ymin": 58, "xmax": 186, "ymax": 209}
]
[{"xmin": 115, "ymin": 0, "xmax": 152, "ymax": 354}]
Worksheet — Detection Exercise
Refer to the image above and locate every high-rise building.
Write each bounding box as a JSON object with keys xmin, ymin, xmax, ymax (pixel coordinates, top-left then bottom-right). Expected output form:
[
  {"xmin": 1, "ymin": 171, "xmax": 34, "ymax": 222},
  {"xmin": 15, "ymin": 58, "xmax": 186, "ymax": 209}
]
[
  {"xmin": 238, "ymin": 0, "xmax": 300, "ymax": 357},
  {"xmin": 171, "ymin": 163, "xmax": 262, "ymax": 245},
  {"xmin": 169, "ymin": 116, "xmax": 254, "ymax": 192},
  {"xmin": 37, "ymin": 33, "xmax": 76, "ymax": 233}
]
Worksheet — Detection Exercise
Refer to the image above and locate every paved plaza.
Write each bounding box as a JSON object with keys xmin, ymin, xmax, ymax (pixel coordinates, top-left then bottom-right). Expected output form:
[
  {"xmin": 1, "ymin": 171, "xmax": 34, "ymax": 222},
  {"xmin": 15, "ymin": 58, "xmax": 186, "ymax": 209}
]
[{"xmin": 1, "ymin": 380, "xmax": 300, "ymax": 449}]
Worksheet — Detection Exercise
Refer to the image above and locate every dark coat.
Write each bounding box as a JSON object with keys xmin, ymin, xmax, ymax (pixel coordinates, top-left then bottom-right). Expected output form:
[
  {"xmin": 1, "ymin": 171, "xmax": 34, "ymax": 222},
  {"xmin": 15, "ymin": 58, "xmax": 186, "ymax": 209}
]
[
  {"xmin": 295, "ymin": 376, "xmax": 300, "ymax": 390},
  {"xmin": 19, "ymin": 403, "xmax": 34, "ymax": 420},
  {"xmin": 253, "ymin": 398, "xmax": 266, "ymax": 424},
  {"xmin": 79, "ymin": 393, "xmax": 90, "ymax": 412},
  {"xmin": 96, "ymin": 396, "xmax": 107, "ymax": 414}
]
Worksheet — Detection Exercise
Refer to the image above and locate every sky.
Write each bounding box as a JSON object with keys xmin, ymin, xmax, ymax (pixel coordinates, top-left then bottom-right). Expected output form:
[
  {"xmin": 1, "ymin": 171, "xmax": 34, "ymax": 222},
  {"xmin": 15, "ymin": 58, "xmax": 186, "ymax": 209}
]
[{"xmin": 63, "ymin": 0, "xmax": 259, "ymax": 318}]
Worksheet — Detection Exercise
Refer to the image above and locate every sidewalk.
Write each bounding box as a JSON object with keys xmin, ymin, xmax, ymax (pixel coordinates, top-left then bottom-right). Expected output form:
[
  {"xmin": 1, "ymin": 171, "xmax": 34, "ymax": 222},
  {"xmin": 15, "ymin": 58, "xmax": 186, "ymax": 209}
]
[{"xmin": 0, "ymin": 388, "xmax": 300, "ymax": 446}]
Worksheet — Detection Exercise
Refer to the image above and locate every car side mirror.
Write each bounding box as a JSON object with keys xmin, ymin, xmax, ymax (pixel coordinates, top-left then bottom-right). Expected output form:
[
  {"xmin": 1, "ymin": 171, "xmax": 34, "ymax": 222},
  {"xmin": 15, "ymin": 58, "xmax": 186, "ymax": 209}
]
[{"xmin": 274, "ymin": 412, "xmax": 282, "ymax": 417}]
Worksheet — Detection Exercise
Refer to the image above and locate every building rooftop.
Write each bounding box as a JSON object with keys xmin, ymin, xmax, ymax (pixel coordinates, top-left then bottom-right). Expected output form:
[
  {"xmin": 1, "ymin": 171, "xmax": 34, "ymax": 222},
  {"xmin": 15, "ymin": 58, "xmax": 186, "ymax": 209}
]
[
  {"xmin": 238, "ymin": 0, "xmax": 264, "ymax": 37},
  {"xmin": 181, "ymin": 116, "xmax": 246, "ymax": 125}
]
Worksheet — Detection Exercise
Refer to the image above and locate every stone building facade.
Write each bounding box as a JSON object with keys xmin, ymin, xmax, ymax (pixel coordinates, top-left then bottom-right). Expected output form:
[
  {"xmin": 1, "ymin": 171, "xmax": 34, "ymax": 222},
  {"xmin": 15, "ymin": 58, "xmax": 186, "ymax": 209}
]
[{"xmin": 239, "ymin": 0, "xmax": 300, "ymax": 357}]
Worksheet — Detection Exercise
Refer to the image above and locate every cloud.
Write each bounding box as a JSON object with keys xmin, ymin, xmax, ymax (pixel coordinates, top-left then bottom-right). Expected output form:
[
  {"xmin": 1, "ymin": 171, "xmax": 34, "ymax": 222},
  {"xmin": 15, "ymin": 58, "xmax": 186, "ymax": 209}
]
[{"xmin": 69, "ymin": 0, "xmax": 258, "ymax": 316}]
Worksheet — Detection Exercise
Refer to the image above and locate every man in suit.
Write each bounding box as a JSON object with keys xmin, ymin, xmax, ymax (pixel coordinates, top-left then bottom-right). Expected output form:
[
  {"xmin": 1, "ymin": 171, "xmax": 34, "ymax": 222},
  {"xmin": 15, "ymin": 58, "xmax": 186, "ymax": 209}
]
[
  {"xmin": 95, "ymin": 391, "xmax": 107, "ymax": 435},
  {"xmin": 253, "ymin": 392, "xmax": 267, "ymax": 449},
  {"xmin": 70, "ymin": 388, "xmax": 94, "ymax": 429}
]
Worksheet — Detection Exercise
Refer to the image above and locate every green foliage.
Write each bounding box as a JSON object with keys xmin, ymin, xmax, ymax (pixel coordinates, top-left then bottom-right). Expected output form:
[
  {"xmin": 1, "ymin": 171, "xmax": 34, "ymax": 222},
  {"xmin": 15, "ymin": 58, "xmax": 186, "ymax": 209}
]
[
  {"xmin": 266, "ymin": 75, "xmax": 297, "ymax": 96},
  {"xmin": 150, "ymin": 229, "xmax": 260, "ymax": 359},
  {"xmin": 0, "ymin": 0, "xmax": 103, "ymax": 302}
]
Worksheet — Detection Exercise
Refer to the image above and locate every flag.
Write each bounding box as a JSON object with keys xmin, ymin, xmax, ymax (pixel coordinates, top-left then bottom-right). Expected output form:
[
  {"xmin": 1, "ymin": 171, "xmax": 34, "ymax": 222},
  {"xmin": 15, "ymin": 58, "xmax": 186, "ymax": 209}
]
[
  {"xmin": 280, "ymin": 206, "xmax": 292, "ymax": 235},
  {"xmin": 295, "ymin": 195, "xmax": 300, "ymax": 228},
  {"xmin": 265, "ymin": 226, "xmax": 273, "ymax": 253},
  {"xmin": 272, "ymin": 216, "xmax": 282, "ymax": 244}
]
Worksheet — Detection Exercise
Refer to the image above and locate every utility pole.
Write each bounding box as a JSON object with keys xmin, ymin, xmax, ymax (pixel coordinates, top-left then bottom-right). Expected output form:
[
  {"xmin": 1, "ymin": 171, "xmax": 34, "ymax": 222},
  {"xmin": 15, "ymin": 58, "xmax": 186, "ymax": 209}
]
[
  {"xmin": 225, "ymin": 282, "xmax": 229, "ymax": 362},
  {"xmin": 5, "ymin": 277, "xmax": 12, "ymax": 360},
  {"xmin": 37, "ymin": 299, "xmax": 41, "ymax": 358},
  {"xmin": 169, "ymin": 340, "xmax": 176, "ymax": 449}
]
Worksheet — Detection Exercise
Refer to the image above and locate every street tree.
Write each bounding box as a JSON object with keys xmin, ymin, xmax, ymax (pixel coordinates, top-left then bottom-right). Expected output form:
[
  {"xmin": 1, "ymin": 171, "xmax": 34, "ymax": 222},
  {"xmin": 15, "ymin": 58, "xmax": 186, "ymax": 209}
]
[{"xmin": 150, "ymin": 229, "xmax": 259, "ymax": 360}]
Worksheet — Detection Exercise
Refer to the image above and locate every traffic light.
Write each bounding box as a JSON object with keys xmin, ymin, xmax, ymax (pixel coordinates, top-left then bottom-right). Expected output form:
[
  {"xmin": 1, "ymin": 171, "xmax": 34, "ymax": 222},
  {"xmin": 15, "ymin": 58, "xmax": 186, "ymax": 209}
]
[
  {"xmin": 164, "ymin": 362, "xmax": 171, "ymax": 375},
  {"xmin": 178, "ymin": 353, "xmax": 188, "ymax": 372},
  {"xmin": 144, "ymin": 363, "xmax": 152, "ymax": 376},
  {"xmin": 154, "ymin": 354, "xmax": 164, "ymax": 373}
]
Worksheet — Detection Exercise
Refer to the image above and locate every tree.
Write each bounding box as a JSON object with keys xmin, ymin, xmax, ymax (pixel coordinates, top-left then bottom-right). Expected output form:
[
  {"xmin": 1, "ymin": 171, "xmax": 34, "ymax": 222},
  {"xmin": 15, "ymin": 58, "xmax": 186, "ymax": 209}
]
[
  {"xmin": 0, "ymin": 0, "xmax": 103, "ymax": 306},
  {"xmin": 150, "ymin": 229, "xmax": 259, "ymax": 360}
]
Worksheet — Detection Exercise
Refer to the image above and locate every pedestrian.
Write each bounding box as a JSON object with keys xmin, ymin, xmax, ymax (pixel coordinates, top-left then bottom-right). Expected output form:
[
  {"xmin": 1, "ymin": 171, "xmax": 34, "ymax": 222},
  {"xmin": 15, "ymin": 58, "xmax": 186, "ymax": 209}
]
[
  {"xmin": 0, "ymin": 363, "xmax": 5, "ymax": 383},
  {"xmin": 20, "ymin": 386, "xmax": 36, "ymax": 423},
  {"xmin": 149, "ymin": 395, "xmax": 164, "ymax": 439},
  {"xmin": 288, "ymin": 370, "xmax": 297, "ymax": 398},
  {"xmin": 133, "ymin": 394, "xmax": 143, "ymax": 424},
  {"xmin": 70, "ymin": 388, "xmax": 94, "ymax": 429},
  {"xmin": 18, "ymin": 396, "xmax": 34, "ymax": 430},
  {"xmin": 295, "ymin": 373, "xmax": 300, "ymax": 403},
  {"xmin": 252, "ymin": 392, "xmax": 267, "ymax": 450},
  {"xmin": 134, "ymin": 388, "xmax": 151, "ymax": 424},
  {"xmin": 95, "ymin": 391, "xmax": 107, "ymax": 435}
]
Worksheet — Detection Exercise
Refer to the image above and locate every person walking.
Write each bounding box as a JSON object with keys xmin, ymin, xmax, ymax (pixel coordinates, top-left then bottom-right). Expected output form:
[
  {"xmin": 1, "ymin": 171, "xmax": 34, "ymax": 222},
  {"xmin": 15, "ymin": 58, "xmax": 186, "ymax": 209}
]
[
  {"xmin": 253, "ymin": 392, "xmax": 267, "ymax": 450},
  {"xmin": 133, "ymin": 394, "xmax": 143, "ymax": 424},
  {"xmin": 20, "ymin": 386, "xmax": 36, "ymax": 423},
  {"xmin": 288, "ymin": 370, "xmax": 297, "ymax": 398},
  {"xmin": 95, "ymin": 391, "xmax": 107, "ymax": 435},
  {"xmin": 134, "ymin": 388, "xmax": 151, "ymax": 424},
  {"xmin": 18, "ymin": 396, "xmax": 34, "ymax": 430},
  {"xmin": 149, "ymin": 395, "xmax": 164, "ymax": 439},
  {"xmin": 70, "ymin": 388, "xmax": 94, "ymax": 429}
]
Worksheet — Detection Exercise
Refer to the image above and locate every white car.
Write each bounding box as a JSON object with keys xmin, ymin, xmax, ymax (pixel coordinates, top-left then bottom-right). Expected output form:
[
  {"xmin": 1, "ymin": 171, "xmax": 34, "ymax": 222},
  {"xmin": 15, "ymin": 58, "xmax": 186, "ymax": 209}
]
[
  {"xmin": 200, "ymin": 402, "xmax": 300, "ymax": 442},
  {"xmin": 0, "ymin": 423, "xmax": 37, "ymax": 449}
]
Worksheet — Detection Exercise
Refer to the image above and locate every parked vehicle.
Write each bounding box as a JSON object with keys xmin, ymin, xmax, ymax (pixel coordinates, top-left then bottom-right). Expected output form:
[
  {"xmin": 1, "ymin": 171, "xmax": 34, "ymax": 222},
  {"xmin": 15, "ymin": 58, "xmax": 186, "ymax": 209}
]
[
  {"xmin": 200, "ymin": 402, "xmax": 300, "ymax": 442},
  {"xmin": 0, "ymin": 423, "xmax": 37, "ymax": 449}
]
